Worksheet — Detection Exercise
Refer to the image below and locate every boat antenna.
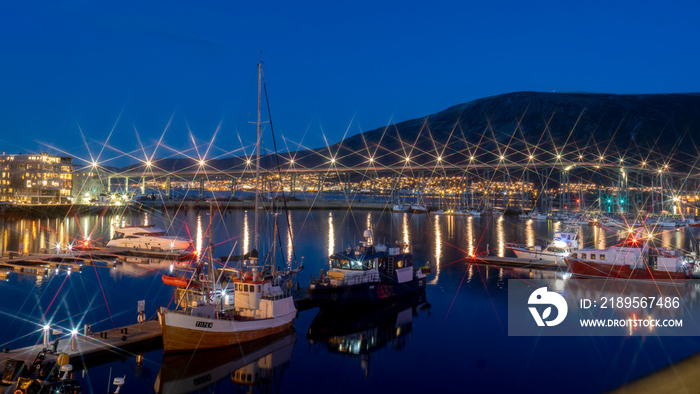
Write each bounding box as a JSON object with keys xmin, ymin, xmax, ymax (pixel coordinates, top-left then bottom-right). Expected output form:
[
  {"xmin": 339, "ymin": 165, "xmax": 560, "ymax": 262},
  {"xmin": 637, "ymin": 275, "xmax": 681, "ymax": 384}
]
[{"xmin": 254, "ymin": 61, "xmax": 262, "ymax": 254}]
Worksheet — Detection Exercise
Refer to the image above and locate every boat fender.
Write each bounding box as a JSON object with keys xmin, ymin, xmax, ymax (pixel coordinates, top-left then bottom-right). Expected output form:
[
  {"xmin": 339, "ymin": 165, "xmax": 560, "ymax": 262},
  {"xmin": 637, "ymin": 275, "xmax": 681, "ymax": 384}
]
[
  {"xmin": 137, "ymin": 312, "xmax": 146, "ymax": 323},
  {"xmin": 198, "ymin": 273, "xmax": 206, "ymax": 282}
]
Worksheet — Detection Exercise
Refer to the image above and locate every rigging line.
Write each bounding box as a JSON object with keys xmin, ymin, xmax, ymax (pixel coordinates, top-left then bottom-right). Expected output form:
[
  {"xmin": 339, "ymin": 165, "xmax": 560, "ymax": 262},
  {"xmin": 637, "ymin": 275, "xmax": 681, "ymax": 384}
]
[{"xmin": 263, "ymin": 80, "xmax": 299, "ymax": 268}]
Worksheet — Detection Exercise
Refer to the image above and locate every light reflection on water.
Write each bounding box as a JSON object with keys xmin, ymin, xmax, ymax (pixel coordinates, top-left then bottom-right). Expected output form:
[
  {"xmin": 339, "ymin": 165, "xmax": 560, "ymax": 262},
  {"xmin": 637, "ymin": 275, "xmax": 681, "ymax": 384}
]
[
  {"xmin": 327, "ymin": 212, "xmax": 334, "ymax": 258},
  {"xmin": 526, "ymin": 220, "xmax": 535, "ymax": 246},
  {"xmin": 434, "ymin": 215, "xmax": 442, "ymax": 283},
  {"xmin": 402, "ymin": 213, "xmax": 410, "ymax": 253}
]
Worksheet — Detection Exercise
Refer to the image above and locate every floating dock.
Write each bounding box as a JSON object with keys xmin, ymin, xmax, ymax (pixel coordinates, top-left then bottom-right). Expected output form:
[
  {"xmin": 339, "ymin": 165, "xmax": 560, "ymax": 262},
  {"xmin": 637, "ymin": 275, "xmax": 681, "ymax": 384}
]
[
  {"xmin": 0, "ymin": 246, "xmax": 193, "ymax": 277},
  {"xmin": 470, "ymin": 255, "xmax": 565, "ymax": 271},
  {"xmin": 0, "ymin": 320, "xmax": 162, "ymax": 370}
]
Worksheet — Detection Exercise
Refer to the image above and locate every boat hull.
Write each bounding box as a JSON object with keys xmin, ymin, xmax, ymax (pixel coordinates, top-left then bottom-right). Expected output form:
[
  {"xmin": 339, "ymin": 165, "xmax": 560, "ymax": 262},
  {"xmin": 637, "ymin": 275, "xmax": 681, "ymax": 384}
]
[
  {"xmin": 510, "ymin": 248, "xmax": 562, "ymax": 264},
  {"xmin": 308, "ymin": 277, "xmax": 426, "ymax": 305},
  {"xmin": 565, "ymin": 258, "xmax": 691, "ymax": 282},
  {"xmin": 160, "ymin": 300, "xmax": 296, "ymax": 353}
]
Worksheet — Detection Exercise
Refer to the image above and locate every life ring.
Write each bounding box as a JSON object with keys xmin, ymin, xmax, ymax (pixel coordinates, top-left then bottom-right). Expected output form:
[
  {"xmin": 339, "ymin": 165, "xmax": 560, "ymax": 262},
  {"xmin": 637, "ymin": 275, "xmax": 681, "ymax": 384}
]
[
  {"xmin": 14, "ymin": 390, "xmax": 24, "ymax": 394},
  {"xmin": 137, "ymin": 312, "xmax": 146, "ymax": 323},
  {"xmin": 567, "ymin": 242, "xmax": 571, "ymax": 247}
]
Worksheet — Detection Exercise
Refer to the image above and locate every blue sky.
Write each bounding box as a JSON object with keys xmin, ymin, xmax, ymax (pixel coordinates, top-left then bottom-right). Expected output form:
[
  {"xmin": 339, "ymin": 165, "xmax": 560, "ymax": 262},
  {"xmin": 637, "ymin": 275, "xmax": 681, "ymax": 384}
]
[{"xmin": 1, "ymin": 0, "xmax": 698, "ymax": 167}]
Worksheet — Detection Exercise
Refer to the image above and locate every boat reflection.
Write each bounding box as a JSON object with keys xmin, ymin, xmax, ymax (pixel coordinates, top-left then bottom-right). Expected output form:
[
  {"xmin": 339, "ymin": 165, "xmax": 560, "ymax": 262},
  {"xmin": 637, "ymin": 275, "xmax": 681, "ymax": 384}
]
[
  {"xmin": 154, "ymin": 329, "xmax": 296, "ymax": 394},
  {"xmin": 307, "ymin": 294, "xmax": 430, "ymax": 377}
]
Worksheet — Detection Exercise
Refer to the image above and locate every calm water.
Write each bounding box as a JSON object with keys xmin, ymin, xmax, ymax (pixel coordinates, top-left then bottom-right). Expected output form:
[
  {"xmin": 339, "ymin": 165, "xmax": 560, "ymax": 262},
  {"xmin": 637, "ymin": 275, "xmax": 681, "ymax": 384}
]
[{"xmin": 1, "ymin": 209, "xmax": 700, "ymax": 393}]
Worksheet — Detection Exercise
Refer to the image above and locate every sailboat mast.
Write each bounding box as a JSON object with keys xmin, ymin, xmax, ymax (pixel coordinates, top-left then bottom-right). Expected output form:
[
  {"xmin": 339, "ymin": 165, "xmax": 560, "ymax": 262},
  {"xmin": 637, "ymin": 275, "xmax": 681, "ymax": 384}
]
[{"xmin": 254, "ymin": 62, "xmax": 262, "ymax": 253}]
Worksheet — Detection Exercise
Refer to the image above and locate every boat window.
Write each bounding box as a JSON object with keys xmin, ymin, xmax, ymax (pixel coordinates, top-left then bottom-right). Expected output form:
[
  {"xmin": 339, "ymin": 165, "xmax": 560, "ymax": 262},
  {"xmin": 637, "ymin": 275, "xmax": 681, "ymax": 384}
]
[
  {"xmin": 244, "ymin": 284, "xmax": 249, "ymax": 292},
  {"xmin": 581, "ymin": 253, "xmax": 587, "ymax": 259},
  {"xmin": 571, "ymin": 253, "xmax": 577, "ymax": 258},
  {"xmin": 397, "ymin": 259, "xmax": 404, "ymax": 268},
  {"xmin": 350, "ymin": 260, "xmax": 363, "ymax": 270},
  {"xmin": 113, "ymin": 233, "xmax": 124, "ymax": 239},
  {"xmin": 257, "ymin": 285, "xmax": 261, "ymax": 292},
  {"xmin": 126, "ymin": 236, "xmax": 138, "ymax": 239},
  {"xmin": 600, "ymin": 254, "xmax": 605, "ymax": 260},
  {"xmin": 250, "ymin": 285, "xmax": 254, "ymax": 293},
  {"xmin": 590, "ymin": 254, "xmax": 596, "ymax": 260}
]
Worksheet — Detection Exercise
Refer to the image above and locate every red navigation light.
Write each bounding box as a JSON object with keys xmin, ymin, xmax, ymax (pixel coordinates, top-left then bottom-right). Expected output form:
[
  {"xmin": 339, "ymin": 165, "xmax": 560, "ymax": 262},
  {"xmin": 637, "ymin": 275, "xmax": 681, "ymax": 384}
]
[
  {"xmin": 576, "ymin": 199, "xmax": 580, "ymax": 203},
  {"xmin": 632, "ymin": 238, "xmax": 637, "ymax": 243}
]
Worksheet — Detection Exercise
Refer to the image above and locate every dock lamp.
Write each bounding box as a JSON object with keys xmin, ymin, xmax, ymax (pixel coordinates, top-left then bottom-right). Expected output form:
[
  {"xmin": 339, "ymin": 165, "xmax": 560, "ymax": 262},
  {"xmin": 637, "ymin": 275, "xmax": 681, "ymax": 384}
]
[
  {"xmin": 70, "ymin": 328, "xmax": 79, "ymax": 351},
  {"xmin": 43, "ymin": 324, "xmax": 51, "ymax": 348}
]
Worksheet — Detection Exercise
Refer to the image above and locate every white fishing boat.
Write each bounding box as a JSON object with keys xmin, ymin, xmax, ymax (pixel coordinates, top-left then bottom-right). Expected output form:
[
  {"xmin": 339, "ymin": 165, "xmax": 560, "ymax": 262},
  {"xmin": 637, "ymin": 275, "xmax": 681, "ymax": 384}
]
[
  {"xmin": 158, "ymin": 62, "xmax": 300, "ymax": 353},
  {"xmin": 507, "ymin": 232, "xmax": 579, "ymax": 265},
  {"xmin": 106, "ymin": 225, "xmax": 192, "ymax": 252}
]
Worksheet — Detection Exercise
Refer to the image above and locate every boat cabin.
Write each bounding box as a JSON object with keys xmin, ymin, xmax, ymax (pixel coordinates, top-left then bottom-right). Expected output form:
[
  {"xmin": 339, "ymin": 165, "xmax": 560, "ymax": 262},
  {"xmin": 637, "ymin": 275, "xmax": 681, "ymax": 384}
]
[{"xmin": 327, "ymin": 244, "xmax": 414, "ymax": 284}]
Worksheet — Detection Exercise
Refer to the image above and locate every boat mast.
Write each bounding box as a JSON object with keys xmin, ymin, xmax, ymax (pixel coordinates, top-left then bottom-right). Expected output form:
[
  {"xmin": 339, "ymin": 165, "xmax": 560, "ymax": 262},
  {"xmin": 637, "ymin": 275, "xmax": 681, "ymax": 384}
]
[{"xmin": 254, "ymin": 61, "xmax": 262, "ymax": 254}]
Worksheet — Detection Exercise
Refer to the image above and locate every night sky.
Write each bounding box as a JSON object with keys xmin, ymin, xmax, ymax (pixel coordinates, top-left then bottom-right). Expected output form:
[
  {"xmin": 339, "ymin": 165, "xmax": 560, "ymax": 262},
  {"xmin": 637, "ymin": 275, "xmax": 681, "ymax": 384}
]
[{"xmin": 1, "ymin": 0, "xmax": 698, "ymax": 167}]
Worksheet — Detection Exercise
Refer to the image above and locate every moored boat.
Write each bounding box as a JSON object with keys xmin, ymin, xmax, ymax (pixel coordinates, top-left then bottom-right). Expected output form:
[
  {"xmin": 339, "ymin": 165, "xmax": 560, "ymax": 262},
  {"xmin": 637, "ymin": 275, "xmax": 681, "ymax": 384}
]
[
  {"xmin": 564, "ymin": 237, "xmax": 694, "ymax": 282},
  {"xmin": 107, "ymin": 224, "xmax": 193, "ymax": 252},
  {"xmin": 507, "ymin": 232, "xmax": 579, "ymax": 265},
  {"xmin": 158, "ymin": 61, "xmax": 300, "ymax": 353},
  {"xmin": 158, "ymin": 263, "xmax": 297, "ymax": 352},
  {"xmin": 308, "ymin": 230, "xmax": 427, "ymax": 305}
]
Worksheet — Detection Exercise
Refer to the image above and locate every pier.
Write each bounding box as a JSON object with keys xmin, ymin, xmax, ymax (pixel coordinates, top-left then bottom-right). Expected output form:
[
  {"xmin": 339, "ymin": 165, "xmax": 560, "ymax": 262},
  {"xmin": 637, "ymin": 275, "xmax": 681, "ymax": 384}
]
[{"xmin": 0, "ymin": 320, "xmax": 162, "ymax": 371}]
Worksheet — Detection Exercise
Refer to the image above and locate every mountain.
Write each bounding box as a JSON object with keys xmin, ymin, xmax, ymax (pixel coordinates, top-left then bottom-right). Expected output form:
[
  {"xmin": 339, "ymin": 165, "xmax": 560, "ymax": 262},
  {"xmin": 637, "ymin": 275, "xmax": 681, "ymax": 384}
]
[{"xmin": 135, "ymin": 92, "xmax": 700, "ymax": 175}]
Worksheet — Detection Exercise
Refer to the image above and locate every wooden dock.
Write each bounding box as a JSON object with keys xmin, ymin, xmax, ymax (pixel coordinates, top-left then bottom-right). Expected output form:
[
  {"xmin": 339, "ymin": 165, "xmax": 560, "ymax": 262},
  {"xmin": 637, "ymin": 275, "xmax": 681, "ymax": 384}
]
[
  {"xmin": 0, "ymin": 320, "xmax": 162, "ymax": 369},
  {"xmin": 0, "ymin": 246, "xmax": 192, "ymax": 278}
]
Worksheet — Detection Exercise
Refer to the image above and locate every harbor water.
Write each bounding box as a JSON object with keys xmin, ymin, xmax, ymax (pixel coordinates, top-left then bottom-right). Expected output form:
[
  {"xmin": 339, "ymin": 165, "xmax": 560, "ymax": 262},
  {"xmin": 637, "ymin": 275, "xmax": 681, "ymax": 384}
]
[{"xmin": 1, "ymin": 209, "xmax": 700, "ymax": 393}]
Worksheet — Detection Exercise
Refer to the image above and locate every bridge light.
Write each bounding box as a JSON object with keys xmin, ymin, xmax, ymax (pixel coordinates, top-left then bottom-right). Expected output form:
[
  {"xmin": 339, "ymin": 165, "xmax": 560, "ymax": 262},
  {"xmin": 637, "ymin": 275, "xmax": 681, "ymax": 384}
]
[
  {"xmin": 369, "ymin": 157, "xmax": 374, "ymax": 163},
  {"xmin": 470, "ymin": 156, "xmax": 475, "ymax": 161},
  {"xmin": 246, "ymin": 159, "xmax": 251, "ymax": 165},
  {"xmin": 331, "ymin": 158, "xmax": 336, "ymax": 164},
  {"xmin": 405, "ymin": 157, "xmax": 410, "ymax": 163},
  {"xmin": 145, "ymin": 161, "xmax": 152, "ymax": 168},
  {"xmin": 437, "ymin": 156, "xmax": 442, "ymax": 162},
  {"xmin": 199, "ymin": 159, "xmax": 206, "ymax": 167},
  {"xmin": 556, "ymin": 155, "xmax": 561, "ymax": 159},
  {"xmin": 528, "ymin": 155, "xmax": 533, "ymax": 160}
]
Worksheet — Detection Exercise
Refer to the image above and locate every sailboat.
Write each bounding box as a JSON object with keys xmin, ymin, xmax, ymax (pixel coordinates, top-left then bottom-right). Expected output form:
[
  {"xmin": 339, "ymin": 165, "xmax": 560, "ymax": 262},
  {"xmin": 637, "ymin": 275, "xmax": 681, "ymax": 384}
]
[{"xmin": 158, "ymin": 62, "xmax": 299, "ymax": 353}]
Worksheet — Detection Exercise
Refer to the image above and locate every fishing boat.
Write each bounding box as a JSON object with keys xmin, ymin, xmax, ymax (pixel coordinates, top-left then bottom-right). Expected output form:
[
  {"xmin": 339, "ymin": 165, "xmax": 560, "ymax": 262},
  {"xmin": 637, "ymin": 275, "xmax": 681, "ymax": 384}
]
[
  {"xmin": 308, "ymin": 230, "xmax": 427, "ymax": 305},
  {"xmin": 564, "ymin": 236, "xmax": 694, "ymax": 282},
  {"xmin": 158, "ymin": 62, "xmax": 300, "ymax": 353},
  {"xmin": 507, "ymin": 232, "xmax": 579, "ymax": 265},
  {"xmin": 107, "ymin": 225, "xmax": 193, "ymax": 252}
]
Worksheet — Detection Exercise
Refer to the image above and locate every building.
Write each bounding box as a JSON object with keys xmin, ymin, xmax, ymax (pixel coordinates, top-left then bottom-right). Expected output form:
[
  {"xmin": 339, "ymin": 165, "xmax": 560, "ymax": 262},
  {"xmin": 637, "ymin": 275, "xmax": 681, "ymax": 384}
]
[
  {"xmin": 72, "ymin": 168, "xmax": 108, "ymax": 203},
  {"xmin": 0, "ymin": 153, "xmax": 73, "ymax": 203}
]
